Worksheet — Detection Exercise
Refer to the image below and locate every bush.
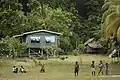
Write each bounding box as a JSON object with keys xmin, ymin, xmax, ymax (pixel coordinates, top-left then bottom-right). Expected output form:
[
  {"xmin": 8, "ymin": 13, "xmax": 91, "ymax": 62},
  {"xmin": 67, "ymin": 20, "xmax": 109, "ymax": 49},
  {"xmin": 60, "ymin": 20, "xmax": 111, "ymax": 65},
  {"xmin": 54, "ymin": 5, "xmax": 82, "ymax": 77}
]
[
  {"xmin": 73, "ymin": 53, "xmax": 79, "ymax": 56},
  {"xmin": 78, "ymin": 43, "xmax": 84, "ymax": 53},
  {"xmin": 56, "ymin": 47, "xmax": 64, "ymax": 55},
  {"xmin": 0, "ymin": 42, "xmax": 10, "ymax": 56},
  {"xmin": 60, "ymin": 57, "xmax": 65, "ymax": 60},
  {"xmin": 0, "ymin": 37, "xmax": 27, "ymax": 58},
  {"xmin": 17, "ymin": 59, "xmax": 27, "ymax": 62},
  {"xmin": 38, "ymin": 56, "xmax": 47, "ymax": 60},
  {"xmin": 72, "ymin": 49, "xmax": 79, "ymax": 56}
]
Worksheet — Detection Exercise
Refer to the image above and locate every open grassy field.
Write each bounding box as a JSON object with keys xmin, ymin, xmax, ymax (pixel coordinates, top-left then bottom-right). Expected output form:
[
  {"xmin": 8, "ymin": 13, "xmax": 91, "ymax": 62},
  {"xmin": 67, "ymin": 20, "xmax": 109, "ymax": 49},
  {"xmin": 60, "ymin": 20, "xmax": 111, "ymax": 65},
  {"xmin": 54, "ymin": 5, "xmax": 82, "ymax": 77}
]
[{"xmin": 0, "ymin": 54, "xmax": 120, "ymax": 80}]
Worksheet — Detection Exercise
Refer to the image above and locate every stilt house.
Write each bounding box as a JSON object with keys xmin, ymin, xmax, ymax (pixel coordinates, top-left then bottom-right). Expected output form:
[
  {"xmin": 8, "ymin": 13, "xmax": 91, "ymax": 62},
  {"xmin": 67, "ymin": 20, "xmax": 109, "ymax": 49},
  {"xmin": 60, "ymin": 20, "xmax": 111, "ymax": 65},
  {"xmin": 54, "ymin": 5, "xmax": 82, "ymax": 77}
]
[{"xmin": 13, "ymin": 30, "xmax": 62, "ymax": 57}]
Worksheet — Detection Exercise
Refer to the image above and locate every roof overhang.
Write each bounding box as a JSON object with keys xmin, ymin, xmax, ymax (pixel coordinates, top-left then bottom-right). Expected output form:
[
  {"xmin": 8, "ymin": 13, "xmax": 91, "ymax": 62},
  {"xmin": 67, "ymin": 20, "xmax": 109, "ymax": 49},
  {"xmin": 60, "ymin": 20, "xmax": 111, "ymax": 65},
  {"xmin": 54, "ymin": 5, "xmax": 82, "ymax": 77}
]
[{"xmin": 13, "ymin": 30, "xmax": 62, "ymax": 38}]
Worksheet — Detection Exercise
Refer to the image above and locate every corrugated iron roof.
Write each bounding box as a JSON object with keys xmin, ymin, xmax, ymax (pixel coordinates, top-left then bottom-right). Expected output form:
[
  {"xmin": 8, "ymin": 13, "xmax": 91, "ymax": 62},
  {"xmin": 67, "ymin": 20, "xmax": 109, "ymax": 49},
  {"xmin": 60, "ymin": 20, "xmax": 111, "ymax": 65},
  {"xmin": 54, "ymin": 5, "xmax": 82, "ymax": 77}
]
[
  {"xmin": 84, "ymin": 38, "xmax": 94, "ymax": 46},
  {"xmin": 88, "ymin": 42, "xmax": 103, "ymax": 48},
  {"xmin": 13, "ymin": 30, "xmax": 62, "ymax": 38}
]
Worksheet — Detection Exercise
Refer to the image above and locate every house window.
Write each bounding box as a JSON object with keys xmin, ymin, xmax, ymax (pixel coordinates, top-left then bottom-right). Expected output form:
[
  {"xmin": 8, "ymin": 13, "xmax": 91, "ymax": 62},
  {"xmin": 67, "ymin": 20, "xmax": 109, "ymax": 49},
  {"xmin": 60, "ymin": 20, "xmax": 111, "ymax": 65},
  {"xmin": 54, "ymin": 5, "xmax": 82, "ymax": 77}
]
[
  {"xmin": 45, "ymin": 36, "xmax": 55, "ymax": 43},
  {"xmin": 50, "ymin": 36, "xmax": 55, "ymax": 43},
  {"xmin": 30, "ymin": 37, "xmax": 40, "ymax": 43},
  {"xmin": 45, "ymin": 36, "xmax": 50, "ymax": 43}
]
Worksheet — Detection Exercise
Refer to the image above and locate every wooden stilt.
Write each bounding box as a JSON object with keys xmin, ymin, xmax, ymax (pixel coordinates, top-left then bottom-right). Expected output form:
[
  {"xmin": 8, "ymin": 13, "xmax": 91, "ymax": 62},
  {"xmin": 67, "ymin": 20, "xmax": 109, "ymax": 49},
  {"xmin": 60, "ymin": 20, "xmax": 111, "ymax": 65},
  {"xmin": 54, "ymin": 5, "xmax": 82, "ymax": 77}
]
[
  {"xmin": 118, "ymin": 50, "xmax": 120, "ymax": 63},
  {"xmin": 29, "ymin": 48, "xmax": 30, "ymax": 57},
  {"xmin": 41, "ymin": 48, "xmax": 43, "ymax": 57},
  {"xmin": 53, "ymin": 50, "xmax": 56, "ymax": 58},
  {"xmin": 47, "ymin": 48, "xmax": 48, "ymax": 58}
]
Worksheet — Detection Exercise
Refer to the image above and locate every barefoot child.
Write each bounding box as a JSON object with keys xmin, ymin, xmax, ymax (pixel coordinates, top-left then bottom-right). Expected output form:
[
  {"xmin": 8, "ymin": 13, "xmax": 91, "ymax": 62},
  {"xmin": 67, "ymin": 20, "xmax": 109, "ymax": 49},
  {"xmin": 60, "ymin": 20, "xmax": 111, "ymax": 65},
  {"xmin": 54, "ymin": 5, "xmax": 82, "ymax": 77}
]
[
  {"xmin": 98, "ymin": 60, "xmax": 104, "ymax": 75},
  {"xmin": 40, "ymin": 64, "xmax": 45, "ymax": 73},
  {"xmin": 105, "ymin": 63, "xmax": 109, "ymax": 75},
  {"xmin": 91, "ymin": 61, "xmax": 95, "ymax": 75},
  {"xmin": 74, "ymin": 61, "xmax": 79, "ymax": 76},
  {"xmin": 12, "ymin": 66, "xmax": 16, "ymax": 73},
  {"xmin": 19, "ymin": 65, "xmax": 26, "ymax": 73}
]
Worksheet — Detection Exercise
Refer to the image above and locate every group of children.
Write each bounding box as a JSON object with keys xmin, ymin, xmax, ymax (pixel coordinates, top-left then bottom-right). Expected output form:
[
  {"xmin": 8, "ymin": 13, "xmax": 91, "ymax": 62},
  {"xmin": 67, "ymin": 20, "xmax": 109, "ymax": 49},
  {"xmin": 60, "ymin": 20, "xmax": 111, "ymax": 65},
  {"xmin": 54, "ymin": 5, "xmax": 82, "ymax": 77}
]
[
  {"xmin": 12, "ymin": 65, "xmax": 26, "ymax": 73},
  {"xmin": 91, "ymin": 60, "xmax": 109, "ymax": 76},
  {"xmin": 12, "ymin": 64, "xmax": 45, "ymax": 73},
  {"xmin": 13, "ymin": 61, "xmax": 108, "ymax": 76},
  {"xmin": 74, "ymin": 60, "xmax": 109, "ymax": 76}
]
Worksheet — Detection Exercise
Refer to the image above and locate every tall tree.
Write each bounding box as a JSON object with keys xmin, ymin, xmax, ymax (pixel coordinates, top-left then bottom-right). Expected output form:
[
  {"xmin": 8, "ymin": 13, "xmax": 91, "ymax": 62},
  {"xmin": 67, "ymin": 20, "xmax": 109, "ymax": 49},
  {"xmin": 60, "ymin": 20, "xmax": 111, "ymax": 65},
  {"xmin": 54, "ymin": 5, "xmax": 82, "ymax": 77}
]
[
  {"xmin": 0, "ymin": 0, "xmax": 31, "ymax": 37},
  {"xmin": 101, "ymin": 0, "xmax": 120, "ymax": 41}
]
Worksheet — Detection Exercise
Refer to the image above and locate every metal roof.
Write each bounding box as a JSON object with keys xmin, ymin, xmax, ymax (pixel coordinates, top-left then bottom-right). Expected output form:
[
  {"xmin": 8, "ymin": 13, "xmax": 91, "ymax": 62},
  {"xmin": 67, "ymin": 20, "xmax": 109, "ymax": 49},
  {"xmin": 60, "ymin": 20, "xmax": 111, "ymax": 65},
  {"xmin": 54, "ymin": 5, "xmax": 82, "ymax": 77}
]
[
  {"xmin": 13, "ymin": 30, "xmax": 62, "ymax": 38},
  {"xmin": 88, "ymin": 42, "xmax": 103, "ymax": 48},
  {"xmin": 84, "ymin": 38, "xmax": 94, "ymax": 46}
]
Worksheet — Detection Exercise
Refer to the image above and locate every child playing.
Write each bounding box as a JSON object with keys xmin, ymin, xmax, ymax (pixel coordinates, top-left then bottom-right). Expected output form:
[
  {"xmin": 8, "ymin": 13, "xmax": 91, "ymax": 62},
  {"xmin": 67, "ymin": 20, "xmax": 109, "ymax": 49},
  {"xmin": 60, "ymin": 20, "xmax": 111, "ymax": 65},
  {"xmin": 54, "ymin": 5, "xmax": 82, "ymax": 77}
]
[
  {"xmin": 74, "ymin": 61, "xmax": 79, "ymax": 76},
  {"xmin": 40, "ymin": 64, "xmax": 45, "ymax": 73},
  {"xmin": 19, "ymin": 65, "xmax": 26, "ymax": 73},
  {"xmin": 12, "ymin": 66, "xmax": 16, "ymax": 73},
  {"xmin": 98, "ymin": 60, "xmax": 104, "ymax": 75},
  {"xmin": 105, "ymin": 63, "xmax": 109, "ymax": 75},
  {"xmin": 91, "ymin": 61, "xmax": 95, "ymax": 75}
]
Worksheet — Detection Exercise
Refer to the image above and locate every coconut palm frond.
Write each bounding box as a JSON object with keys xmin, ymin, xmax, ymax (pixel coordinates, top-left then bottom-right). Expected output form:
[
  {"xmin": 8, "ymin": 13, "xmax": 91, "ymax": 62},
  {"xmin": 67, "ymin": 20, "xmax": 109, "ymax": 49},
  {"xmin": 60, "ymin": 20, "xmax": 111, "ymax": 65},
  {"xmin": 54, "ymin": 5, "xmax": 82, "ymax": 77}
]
[
  {"xmin": 102, "ymin": 2, "xmax": 114, "ymax": 11},
  {"xmin": 117, "ymin": 27, "xmax": 120, "ymax": 41},
  {"xmin": 102, "ymin": 12, "xmax": 118, "ymax": 34},
  {"xmin": 105, "ymin": 18, "xmax": 120, "ymax": 38}
]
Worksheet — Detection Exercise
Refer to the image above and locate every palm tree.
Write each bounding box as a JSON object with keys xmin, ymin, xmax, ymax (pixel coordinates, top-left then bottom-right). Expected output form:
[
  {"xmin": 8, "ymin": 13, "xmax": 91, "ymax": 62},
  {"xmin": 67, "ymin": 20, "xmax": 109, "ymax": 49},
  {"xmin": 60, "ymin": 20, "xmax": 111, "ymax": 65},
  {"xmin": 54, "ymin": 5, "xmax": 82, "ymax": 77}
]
[{"xmin": 101, "ymin": 0, "xmax": 120, "ymax": 41}]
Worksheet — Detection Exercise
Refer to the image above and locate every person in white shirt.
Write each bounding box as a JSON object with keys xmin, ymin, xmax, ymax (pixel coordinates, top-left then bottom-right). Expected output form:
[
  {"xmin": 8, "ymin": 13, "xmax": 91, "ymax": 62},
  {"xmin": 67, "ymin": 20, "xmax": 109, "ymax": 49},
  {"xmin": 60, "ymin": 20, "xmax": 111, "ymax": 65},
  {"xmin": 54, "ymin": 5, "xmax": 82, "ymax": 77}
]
[
  {"xmin": 98, "ymin": 60, "xmax": 104, "ymax": 75},
  {"xmin": 13, "ymin": 66, "xmax": 18, "ymax": 73},
  {"xmin": 13, "ymin": 66, "xmax": 16, "ymax": 73},
  {"xmin": 20, "ymin": 65, "xmax": 26, "ymax": 73}
]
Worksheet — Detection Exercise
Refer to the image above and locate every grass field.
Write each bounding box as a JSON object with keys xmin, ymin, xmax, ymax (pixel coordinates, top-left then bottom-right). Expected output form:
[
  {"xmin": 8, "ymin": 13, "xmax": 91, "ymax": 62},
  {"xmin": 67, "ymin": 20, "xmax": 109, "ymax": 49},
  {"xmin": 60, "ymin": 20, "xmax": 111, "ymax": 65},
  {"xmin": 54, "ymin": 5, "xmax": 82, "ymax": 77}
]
[{"xmin": 0, "ymin": 54, "xmax": 120, "ymax": 80}]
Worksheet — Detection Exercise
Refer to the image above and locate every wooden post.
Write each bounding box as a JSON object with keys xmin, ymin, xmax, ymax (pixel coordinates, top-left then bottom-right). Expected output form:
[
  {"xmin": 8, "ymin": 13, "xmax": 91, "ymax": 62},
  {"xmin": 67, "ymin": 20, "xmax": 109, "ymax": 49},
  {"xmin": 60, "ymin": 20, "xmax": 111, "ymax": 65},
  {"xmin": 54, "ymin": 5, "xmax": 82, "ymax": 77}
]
[
  {"xmin": 29, "ymin": 48, "xmax": 30, "ymax": 57},
  {"xmin": 21, "ymin": 37, "xmax": 23, "ymax": 43},
  {"xmin": 46, "ymin": 48, "xmax": 48, "ymax": 58},
  {"xmin": 118, "ymin": 50, "xmax": 120, "ymax": 63},
  {"xmin": 54, "ymin": 50, "xmax": 56, "ymax": 58},
  {"xmin": 53, "ymin": 50, "xmax": 55, "ymax": 58},
  {"xmin": 41, "ymin": 48, "xmax": 43, "ymax": 57}
]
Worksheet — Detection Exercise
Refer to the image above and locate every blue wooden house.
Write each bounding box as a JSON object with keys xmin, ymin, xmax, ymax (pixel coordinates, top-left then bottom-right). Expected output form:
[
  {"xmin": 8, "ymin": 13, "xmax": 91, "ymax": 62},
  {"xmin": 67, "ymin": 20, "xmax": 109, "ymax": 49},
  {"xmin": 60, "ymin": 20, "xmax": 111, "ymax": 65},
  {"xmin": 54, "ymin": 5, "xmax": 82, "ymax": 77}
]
[{"xmin": 13, "ymin": 30, "xmax": 62, "ymax": 57}]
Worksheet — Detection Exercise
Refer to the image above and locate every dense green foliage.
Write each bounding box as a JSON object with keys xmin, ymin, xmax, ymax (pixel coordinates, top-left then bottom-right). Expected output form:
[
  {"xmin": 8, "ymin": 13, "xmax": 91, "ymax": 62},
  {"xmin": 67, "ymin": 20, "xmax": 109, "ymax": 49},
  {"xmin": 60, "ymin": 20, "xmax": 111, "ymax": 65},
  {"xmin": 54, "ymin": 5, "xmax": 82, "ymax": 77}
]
[
  {"xmin": 0, "ymin": 0, "xmax": 105, "ymax": 53},
  {"xmin": 0, "ymin": 37, "xmax": 27, "ymax": 58}
]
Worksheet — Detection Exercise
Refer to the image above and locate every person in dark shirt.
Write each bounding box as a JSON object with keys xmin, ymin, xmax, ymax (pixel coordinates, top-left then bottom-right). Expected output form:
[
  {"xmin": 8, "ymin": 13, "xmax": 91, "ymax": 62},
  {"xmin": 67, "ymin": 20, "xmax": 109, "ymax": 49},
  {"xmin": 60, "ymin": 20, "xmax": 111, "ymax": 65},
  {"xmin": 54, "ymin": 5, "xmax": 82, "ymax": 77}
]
[
  {"xmin": 105, "ymin": 63, "xmax": 109, "ymax": 75},
  {"xmin": 98, "ymin": 60, "xmax": 104, "ymax": 75},
  {"xmin": 40, "ymin": 64, "xmax": 45, "ymax": 73},
  {"xmin": 91, "ymin": 61, "xmax": 95, "ymax": 75},
  {"xmin": 74, "ymin": 61, "xmax": 79, "ymax": 76}
]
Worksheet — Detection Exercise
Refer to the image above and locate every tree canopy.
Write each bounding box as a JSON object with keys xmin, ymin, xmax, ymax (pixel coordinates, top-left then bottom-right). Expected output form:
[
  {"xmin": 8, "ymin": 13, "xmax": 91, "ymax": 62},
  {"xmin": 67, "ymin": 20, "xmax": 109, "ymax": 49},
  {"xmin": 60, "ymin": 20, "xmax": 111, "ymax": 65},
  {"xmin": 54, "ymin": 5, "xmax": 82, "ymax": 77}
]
[{"xmin": 0, "ymin": 0, "xmax": 105, "ymax": 53}]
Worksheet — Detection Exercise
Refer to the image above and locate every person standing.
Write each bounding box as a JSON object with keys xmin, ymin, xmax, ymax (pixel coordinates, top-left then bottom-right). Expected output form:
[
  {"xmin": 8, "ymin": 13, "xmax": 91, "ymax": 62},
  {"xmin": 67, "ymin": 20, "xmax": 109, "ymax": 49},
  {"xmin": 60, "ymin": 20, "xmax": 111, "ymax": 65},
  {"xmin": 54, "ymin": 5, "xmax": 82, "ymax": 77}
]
[
  {"xmin": 105, "ymin": 63, "xmax": 109, "ymax": 75},
  {"xmin": 91, "ymin": 61, "xmax": 95, "ymax": 75},
  {"xmin": 74, "ymin": 61, "xmax": 79, "ymax": 76},
  {"xmin": 40, "ymin": 64, "xmax": 45, "ymax": 73},
  {"xmin": 98, "ymin": 60, "xmax": 104, "ymax": 75}
]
